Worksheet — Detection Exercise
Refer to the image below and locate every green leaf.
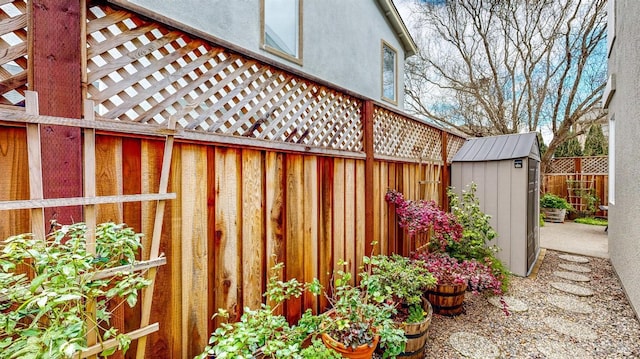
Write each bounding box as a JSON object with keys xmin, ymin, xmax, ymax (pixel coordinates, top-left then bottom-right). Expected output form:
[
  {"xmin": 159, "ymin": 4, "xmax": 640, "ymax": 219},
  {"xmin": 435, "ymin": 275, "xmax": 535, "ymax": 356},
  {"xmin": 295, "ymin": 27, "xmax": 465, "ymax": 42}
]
[{"xmin": 29, "ymin": 273, "xmax": 47, "ymax": 293}]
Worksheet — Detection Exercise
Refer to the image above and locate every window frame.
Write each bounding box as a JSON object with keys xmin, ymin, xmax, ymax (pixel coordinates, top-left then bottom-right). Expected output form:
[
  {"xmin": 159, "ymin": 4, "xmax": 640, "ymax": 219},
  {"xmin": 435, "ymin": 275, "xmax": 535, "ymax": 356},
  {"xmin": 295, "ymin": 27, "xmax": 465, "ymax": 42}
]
[
  {"xmin": 381, "ymin": 40, "xmax": 398, "ymax": 105},
  {"xmin": 260, "ymin": 0, "xmax": 303, "ymax": 65}
]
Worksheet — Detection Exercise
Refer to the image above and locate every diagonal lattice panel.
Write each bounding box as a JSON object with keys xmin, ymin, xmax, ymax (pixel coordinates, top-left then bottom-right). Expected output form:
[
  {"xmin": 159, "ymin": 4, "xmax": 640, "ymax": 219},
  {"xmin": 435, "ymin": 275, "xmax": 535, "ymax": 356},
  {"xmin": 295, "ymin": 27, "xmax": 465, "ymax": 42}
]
[
  {"xmin": 0, "ymin": 0, "xmax": 27, "ymax": 106},
  {"xmin": 86, "ymin": 3, "xmax": 363, "ymax": 152},
  {"xmin": 446, "ymin": 135, "xmax": 466, "ymax": 163},
  {"xmin": 373, "ymin": 106, "xmax": 442, "ymax": 160},
  {"xmin": 581, "ymin": 156, "xmax": 608, "ymax": 174},
  {"xmin": 549, "ymin": 158, "xmax": 576, "ymax": 174}
]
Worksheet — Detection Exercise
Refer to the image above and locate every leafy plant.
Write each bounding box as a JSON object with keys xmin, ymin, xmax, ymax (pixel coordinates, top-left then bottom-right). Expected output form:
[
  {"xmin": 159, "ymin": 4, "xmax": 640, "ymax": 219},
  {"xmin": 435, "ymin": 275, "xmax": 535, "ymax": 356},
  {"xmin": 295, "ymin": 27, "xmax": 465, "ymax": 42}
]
[
  {"xmin": 448, "ymin": 184, "xmax": 510, "ymax": 293},
  {"xmin": 0, "ymin": 222, "xmax": 151, "ymax": 358},
  {"xmin": 540, "ymin": 193, "xmax": 572, "ymax": 210},
  {"xmin": 405, "ymin": 305, "xmax": 426, "ymax": 324},
  {"xmin": 322, "ymin": 261, "xmax": 406, "ymax": 358},
  {"xmin": 196, "ymin": 263, "xmax": 330, "ymax": 359},
  {"xmin": 411, "ymin": 252, "xmax": 503, "ymax": 295},
  {"xmin": 362, "ymin": 254, "xmax": 435, "ymax": 324},
  {"xmin": 386, "ymin": 189, "xmax": 463, "ymax": 251}
]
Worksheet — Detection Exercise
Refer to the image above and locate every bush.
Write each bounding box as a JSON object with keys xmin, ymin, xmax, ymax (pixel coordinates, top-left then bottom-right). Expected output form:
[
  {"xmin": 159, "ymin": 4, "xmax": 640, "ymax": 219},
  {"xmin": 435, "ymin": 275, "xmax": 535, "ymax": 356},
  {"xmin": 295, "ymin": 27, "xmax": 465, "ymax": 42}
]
[{"xmin": 540, "ymin": 193, "xmax": 572, "ymax": 210}]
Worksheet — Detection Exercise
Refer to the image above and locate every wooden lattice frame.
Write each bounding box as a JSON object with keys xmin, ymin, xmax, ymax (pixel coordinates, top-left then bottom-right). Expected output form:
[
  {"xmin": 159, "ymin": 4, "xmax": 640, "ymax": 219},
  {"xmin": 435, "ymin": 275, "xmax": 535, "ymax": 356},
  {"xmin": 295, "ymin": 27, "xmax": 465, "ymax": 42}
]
[
  {"xmin": 549, "ymin": 158, "xmax": 576, "ymax": 174},
  {"xmin": 0, "ymin": 92, "xmax": 173, "ymax": 358},
  {"xmin": 446, "ymin": 135, "xmax": 466, "ymax": 164},
  {"xmin": 85, "ymin": 2, "xmax": 363, "ymax": 152},
  {"xmin": 0, "ymin": 0, "xmax": 27, "ymax": 106},
  {"xmin": 373, "ymin": 106, "xmax": 442, "ymax": 160},
  {"xmin": 581, "ymin": 156, "xmax": 608, "ymax": 174}
]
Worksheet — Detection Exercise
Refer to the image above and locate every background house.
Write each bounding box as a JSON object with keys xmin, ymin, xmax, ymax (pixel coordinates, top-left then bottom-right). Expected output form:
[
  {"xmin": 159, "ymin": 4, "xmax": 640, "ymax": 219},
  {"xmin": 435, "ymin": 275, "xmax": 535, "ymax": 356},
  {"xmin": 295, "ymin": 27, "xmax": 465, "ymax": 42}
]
[
  {"xmin": 603, "ymin": 0, "xmax": 640, "ymax": 317},
  {"xmin": 126, "ymin": 0, "xmax": 417, "ymax": 109}
]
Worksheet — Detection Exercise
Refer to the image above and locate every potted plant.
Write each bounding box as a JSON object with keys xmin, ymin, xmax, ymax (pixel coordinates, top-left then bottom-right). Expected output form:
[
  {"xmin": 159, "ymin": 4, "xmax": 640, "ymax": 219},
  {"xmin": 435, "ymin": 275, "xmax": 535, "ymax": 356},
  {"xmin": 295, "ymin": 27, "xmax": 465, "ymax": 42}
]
[
  {"xmin": 411, "ymin": 252, "xmax": 503, "ymax": 316},
  {"xmin": 363, "ymin": 254, "xmax": 436, "ymax": 359},
  {"xmin": 540, "ymin": 193, "xmax": 572, "ymax": 223},
  {"xmin": 0, "ymin": 222, "xmax": 151, "ymax": 358},
  {"xmin": 196, "ymin": 263, "xmax": 340, "ymax": 359},
  {"xmin": 319, "ymin": 261, "xmax": 406, "ymax": 359}
]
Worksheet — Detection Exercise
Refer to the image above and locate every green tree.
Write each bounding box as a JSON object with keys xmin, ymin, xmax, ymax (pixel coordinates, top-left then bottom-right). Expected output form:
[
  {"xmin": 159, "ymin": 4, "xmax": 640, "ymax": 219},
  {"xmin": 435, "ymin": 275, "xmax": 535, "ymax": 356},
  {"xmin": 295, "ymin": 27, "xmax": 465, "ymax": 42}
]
[
  {"xmin": 554, "ymin": 134, "xmax": 583, "ymax": 157},
  {"xmin": 537, "ymin": 133, "xmax": 548, "ymax": 157},
  {"xmin": 583, "ymin": 124, "xmax": 608, "ymax": 156}
]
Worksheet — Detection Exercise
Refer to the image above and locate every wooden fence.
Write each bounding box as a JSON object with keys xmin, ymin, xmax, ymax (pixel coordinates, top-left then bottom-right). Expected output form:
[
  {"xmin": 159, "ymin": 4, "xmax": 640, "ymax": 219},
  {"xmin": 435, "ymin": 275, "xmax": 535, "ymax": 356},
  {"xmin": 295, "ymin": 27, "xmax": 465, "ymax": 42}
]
[
  {"xmin": 0, "ymin": 1, "xmax": 466, "ymax": 358},
  {"xmin": 542, "ymin": 156, "xmax": 608, "ymax": 216}
]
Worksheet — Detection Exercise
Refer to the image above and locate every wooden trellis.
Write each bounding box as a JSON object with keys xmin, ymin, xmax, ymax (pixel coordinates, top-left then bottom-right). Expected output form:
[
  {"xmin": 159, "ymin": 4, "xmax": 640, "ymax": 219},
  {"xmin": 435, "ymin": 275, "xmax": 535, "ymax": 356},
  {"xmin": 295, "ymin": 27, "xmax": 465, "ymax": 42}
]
[{"xmin": 0, "ymin": 91, "xmax": 175, "ymax": 358}]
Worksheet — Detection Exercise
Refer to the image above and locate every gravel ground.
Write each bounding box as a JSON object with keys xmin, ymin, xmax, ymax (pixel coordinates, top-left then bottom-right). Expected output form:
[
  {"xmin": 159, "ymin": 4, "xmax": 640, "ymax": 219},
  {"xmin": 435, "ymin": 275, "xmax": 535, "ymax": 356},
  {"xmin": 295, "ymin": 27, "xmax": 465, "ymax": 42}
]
[{"xmin": 421, "ymin": 249, "xmax": 640, "ymax": 358}]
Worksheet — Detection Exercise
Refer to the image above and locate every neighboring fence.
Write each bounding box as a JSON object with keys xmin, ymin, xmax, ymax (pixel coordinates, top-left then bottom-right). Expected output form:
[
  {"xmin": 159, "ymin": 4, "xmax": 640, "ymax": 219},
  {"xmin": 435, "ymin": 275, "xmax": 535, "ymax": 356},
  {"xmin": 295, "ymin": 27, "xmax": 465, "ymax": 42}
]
[
  {"xmin": 542, "ymin": 156, "xmax": 608, "ymax": 216},
  {"xmin": 0, "ymin": 1, "xmax": 465, "ymax": 358}
]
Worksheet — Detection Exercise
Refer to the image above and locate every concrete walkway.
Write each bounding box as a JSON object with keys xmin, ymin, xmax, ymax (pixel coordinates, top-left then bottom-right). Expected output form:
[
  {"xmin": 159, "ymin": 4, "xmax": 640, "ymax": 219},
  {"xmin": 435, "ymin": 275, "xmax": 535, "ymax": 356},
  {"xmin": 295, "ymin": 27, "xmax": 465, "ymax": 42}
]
[{"xmin": 539, "ymin": 220, "xmax": 609, "ymax": 258}]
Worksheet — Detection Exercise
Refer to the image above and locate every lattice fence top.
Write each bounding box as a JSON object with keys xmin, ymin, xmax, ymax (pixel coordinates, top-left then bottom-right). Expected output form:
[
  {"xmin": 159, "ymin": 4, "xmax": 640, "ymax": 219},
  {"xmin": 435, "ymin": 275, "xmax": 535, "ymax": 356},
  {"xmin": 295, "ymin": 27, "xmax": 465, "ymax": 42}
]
[
  {"xmin": 0, "ymin": 0, "xmax": 27, "ymax": 106},
  {"xmin": 86, "ymin": 3, "xmax": 363, "ymax": 152},
  {"xmin": 373, "ymin": 106, "xmax": 442, "ymax": 160},
  {"xmin": 548, "ymin": 156, "xmax": 608, "ymax": 174},
  {"xmin": 446, "ymin": 135, "xmax": 466, "ymax": 163},
  {"xmin": 581, "ymin": 156, "xmax": 608, "ymax": 174}
]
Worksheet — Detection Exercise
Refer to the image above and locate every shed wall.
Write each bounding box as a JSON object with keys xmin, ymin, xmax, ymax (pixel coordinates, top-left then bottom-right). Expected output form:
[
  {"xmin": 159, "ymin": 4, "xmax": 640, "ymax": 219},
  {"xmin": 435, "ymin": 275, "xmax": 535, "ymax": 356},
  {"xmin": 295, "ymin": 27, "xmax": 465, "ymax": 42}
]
[{"xmin": 451, "ymin": 158, "xmax": 534, "ymax": 276}]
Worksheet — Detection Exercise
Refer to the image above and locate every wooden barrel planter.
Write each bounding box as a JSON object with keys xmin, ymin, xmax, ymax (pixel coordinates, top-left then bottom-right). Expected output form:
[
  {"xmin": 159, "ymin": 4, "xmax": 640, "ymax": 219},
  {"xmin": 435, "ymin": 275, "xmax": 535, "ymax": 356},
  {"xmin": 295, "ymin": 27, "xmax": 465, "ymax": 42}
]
[
  {"xmin": 398, "ymin": 298, "xmax": 433, "ymax": 359},
  {"xmin": 425, "ymin": 283, "xmax": 467, "ymax": 316}
]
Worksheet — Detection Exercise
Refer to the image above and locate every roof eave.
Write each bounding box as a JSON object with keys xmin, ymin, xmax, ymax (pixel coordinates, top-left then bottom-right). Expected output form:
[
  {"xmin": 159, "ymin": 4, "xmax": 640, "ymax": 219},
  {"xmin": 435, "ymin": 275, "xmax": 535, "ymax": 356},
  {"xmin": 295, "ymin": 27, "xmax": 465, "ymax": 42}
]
[{"xmin": 376, "ymin": 0, "xmax": 419, "ymax": 58}]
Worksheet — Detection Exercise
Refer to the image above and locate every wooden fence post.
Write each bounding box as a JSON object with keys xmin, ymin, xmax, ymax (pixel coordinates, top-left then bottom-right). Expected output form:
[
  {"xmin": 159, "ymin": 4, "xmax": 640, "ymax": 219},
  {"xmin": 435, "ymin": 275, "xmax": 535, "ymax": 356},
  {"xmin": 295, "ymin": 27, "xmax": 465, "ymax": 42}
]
[
  {"xmin": 30, "ymin": 0, "xmax": 84, "ymax": 225},
  {"xmin": 363, "ymin": 101, "xmax": 375, "ymax": 255},
  {"xmin": 440, "ymin": 131, "xmax": 449, "ymax": 210}
]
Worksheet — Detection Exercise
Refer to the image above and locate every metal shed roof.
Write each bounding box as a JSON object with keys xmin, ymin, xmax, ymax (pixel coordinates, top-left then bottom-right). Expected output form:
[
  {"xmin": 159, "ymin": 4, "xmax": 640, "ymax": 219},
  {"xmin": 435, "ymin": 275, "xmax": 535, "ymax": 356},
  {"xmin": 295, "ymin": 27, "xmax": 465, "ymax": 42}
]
[{"xmin": 452, "ymin": 132, "xmax": 540, "ymax": 162}]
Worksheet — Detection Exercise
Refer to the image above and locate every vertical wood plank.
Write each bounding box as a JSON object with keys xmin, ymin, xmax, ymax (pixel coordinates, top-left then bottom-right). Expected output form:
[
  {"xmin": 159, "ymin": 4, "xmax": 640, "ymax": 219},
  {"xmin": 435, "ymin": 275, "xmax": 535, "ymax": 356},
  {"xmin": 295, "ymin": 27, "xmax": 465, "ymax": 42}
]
[
  {"xmin": 0, "ymin": 127, "xmax": 30, "ymax": 239},
  {"xmin": 180, "ymin": 144, "xmax": 208, "ymax": 358},
  {"xmin": 303, "ymin": 156, "xmax": 319, "ymax": 313},
  {"xmin": 388, "ymin": 162, "xmax": 397, "ymax": 254},
  {"xmin": 206, "ymin": 146, "xmax": 216, "ymax": 336},
  {"xmin": 285, "ymin": 154, "xmax": 304, "ymax": 322},
  {"xmin": 372, "ymin": 162, "xmax": 381, "ymax": 255},
  {"xmin": 355, "ymin": 160, "xmax": 366, "ymax": 273},
  {"xmin": 214, "ymin": 148, "xmax": 242, "ymax": 325},
  {"xmin": 242, "ymin": 149, "xmax": 265, "ymax": 310},
  {"xmin": 344, "ymin": 159, "xmax": 356, "ymax": 279},
  {"xmin": 441, "ymin": 132, "xmax": 449, "ymax": 209},
  {"xmin": 332, "ymin": 158, "xmax": 345, "ymax": 278},
  {"xmin": 362, "ymin": 101, "xmax": 375, "ymax": 258},
  {"xmin": 265, "ymin": 152, "xmax": 285, "ymax": 314},
  {"xmin": 380, "ymin": 162, "xmax": 389, "ymax": 255},
  {"xmin": 32, "ymin": 0, "xmax": 83, "ymax": 225},
  {"xmin": 318, "ymin": 157, "xmax": 333, "ymax": 311},
  {"xmin": 121, "ymin": 138, "xmax": 142, "ymax": 359},
  {"xmin": 25, "ymin": 92, "xmax": 44, "ymax": 240}
]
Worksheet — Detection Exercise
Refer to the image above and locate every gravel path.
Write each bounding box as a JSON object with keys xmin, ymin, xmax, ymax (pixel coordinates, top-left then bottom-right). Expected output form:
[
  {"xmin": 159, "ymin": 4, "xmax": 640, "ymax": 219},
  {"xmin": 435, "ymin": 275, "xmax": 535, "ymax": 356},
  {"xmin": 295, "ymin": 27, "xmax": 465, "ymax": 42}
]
[{"xmin": 421, "ymin": 249, "xmax": 640, "ymax": 358}]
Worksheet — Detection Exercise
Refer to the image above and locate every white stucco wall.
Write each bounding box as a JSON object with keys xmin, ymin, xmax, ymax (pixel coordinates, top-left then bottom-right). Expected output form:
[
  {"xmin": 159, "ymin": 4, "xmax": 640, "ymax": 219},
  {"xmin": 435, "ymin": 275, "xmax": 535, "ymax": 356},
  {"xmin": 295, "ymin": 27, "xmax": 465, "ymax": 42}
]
[
  {"xmin": 605, "ymin": 0, "xmax": 640, "ymax": 317},
  {"xmin": 129, "ymin": 0, "xmax": 408, "ymax": 108}
]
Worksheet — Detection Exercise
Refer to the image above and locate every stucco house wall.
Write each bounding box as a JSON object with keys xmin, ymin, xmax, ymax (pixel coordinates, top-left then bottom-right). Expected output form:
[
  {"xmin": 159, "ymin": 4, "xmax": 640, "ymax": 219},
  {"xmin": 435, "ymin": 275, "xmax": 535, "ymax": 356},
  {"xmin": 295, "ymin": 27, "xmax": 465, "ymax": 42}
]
[
  {"xmin": 603, "ymin": 0, "xmax": 640, "ymax": 317},
  {"xmin": 128, "ymin": 0, "xmax": 413, "ymax": 109}
]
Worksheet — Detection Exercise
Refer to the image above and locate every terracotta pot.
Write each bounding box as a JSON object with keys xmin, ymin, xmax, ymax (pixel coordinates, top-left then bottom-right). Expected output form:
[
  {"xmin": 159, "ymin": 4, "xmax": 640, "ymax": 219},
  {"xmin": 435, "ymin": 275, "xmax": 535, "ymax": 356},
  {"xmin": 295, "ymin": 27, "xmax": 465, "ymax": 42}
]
[
  {"xmin": 398, "ymin": 298, "xmax": 433, "ymax": 358},
  {"xmin": 321, "ymin": 331, "xmax": 380, "ymax": 359},
  {"xmin": 425, "ymin": 283, "xmax": 467, "ymax": 316}
]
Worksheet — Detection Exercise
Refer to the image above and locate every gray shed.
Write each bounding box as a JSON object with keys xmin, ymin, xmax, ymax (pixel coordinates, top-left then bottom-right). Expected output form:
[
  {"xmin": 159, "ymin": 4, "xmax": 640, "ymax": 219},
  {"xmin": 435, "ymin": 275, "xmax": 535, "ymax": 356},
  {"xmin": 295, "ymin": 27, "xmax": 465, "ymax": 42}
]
[{"xmin": 451, "ymin": 132, "xmax": 540, "ymax": 277}]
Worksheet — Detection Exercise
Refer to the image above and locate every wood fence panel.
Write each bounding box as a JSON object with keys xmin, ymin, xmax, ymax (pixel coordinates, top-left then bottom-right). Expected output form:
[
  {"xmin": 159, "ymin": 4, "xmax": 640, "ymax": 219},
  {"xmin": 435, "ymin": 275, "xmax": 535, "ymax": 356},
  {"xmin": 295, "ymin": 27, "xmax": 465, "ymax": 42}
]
[
  {"xmin": 213, "ymin": 147, "xmax": 242, "ymax": 326},
  {"xmin": 355, "ymin": 161, "xmax": 366, "ymax": 272},
  {"xmin": 0, "ymin": 127, "xmax": 29, "ymax": 239},
  {"xmin": 265, "ymin": 152, "xmax": 285, "ymax": 313},
  {"xmin": 332, "ymin": 158, "xmax": 346, "ymax": 279},
  {"xmin": 285, "ymin": 154, "xmax": 304, "ymax": 323},
  {"xmin": 318, "ymin": 157, "xmax": 333, "ymax": 311},
  {"xmin": 241, "ymin": 149, "xmax": 265, "ymax": 311},
  {"xmin": 344, "ymin": 159, "xmax": 356, "ymax": 280},
  {"xmin": 303, "ymin": 156, "xmax": 319, "ymax": 314},
  {"xmin": 121, "ymin": 137, "xmax": 142, "ymax": 359},
  {"xmin": 94, "ymin": 135, "xmax": 124, "ymax": 359},
  {"xmin": 180, "ymin": 144, "xmax": 208, "ymax": 358}
]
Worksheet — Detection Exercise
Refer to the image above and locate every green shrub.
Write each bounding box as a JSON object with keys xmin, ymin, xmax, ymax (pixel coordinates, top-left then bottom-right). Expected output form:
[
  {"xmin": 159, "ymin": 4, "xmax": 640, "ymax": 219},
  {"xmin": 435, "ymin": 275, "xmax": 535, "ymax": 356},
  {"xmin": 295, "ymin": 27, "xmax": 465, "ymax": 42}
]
[
  {"xmin": 574, "ymin": 217, "xmax": 608, "ymax": 226},
  {"xmin": 540, "ymin": 193, "xmax": 572, "ymax": 210}
]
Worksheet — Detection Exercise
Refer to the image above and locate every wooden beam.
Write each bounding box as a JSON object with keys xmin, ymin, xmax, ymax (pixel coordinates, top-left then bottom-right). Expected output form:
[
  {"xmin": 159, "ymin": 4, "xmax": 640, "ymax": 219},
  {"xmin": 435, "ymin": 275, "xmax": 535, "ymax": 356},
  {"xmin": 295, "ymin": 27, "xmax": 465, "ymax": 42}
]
[
  {"xmin": 440, "ymin": 131, "xmax": 449, "ymax": 209},
  {"xmin": 77, "ymin": 323, "xmax": 160, "ymax": 359},
  {"xmin": 24, "ymin": 92, "xmax": 44, "ymax": 240},
  {"xmin": 362, "ymin": 101, "xmax": 375, "ymax": 256},
  {"xmin": 0, "ymin": 193, "xmax": 177, "ymax": 210},
  {"xmin": 90, "ymin": 257, "xmax": 167, "ymax": 281},
  {"xmin": 31, "ymin": 0, "xmax": 83, "ymax": 225}
]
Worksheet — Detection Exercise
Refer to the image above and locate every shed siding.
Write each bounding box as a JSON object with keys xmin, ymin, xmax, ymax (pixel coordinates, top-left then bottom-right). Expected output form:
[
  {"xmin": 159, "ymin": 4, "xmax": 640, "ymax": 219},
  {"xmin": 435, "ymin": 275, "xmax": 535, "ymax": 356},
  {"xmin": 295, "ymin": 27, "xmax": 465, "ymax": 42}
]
[{"xmin": 496, "ymin": 160, "xmax": 513, "ymax": 270}]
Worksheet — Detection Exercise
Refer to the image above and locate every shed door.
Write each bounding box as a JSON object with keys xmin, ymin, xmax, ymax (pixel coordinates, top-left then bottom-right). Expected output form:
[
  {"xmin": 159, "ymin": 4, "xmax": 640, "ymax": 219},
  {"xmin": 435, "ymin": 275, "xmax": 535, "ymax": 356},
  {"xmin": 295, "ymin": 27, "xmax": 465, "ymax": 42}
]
[{"xmin": 526, "ymin": 159, "xmax": 539, "ymax": 270}]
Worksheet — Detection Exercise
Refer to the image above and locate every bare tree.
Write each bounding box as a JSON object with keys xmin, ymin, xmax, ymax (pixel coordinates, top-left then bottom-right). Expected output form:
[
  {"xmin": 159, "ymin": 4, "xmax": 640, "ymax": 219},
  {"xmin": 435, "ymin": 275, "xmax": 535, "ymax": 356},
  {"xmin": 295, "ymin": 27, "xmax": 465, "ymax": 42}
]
[{"xmin": 404, "ymin": 0, "xmax": 607, "ymax": 172}]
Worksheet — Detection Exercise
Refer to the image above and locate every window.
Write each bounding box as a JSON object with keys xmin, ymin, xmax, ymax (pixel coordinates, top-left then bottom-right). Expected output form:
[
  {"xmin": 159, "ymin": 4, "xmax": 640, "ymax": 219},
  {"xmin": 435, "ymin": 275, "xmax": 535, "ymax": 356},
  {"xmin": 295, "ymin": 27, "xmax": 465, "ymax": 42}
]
[
  {"xmin": 381, "ymin": 41, "xmax": 397, "ymax": 103},
  {"xmin": 608, "ymin": 115, "xmax": 615, "ymax": 205},
  {"xmin": 261, "ymin": 0, "xmax": 302, "ymax": 64}
]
